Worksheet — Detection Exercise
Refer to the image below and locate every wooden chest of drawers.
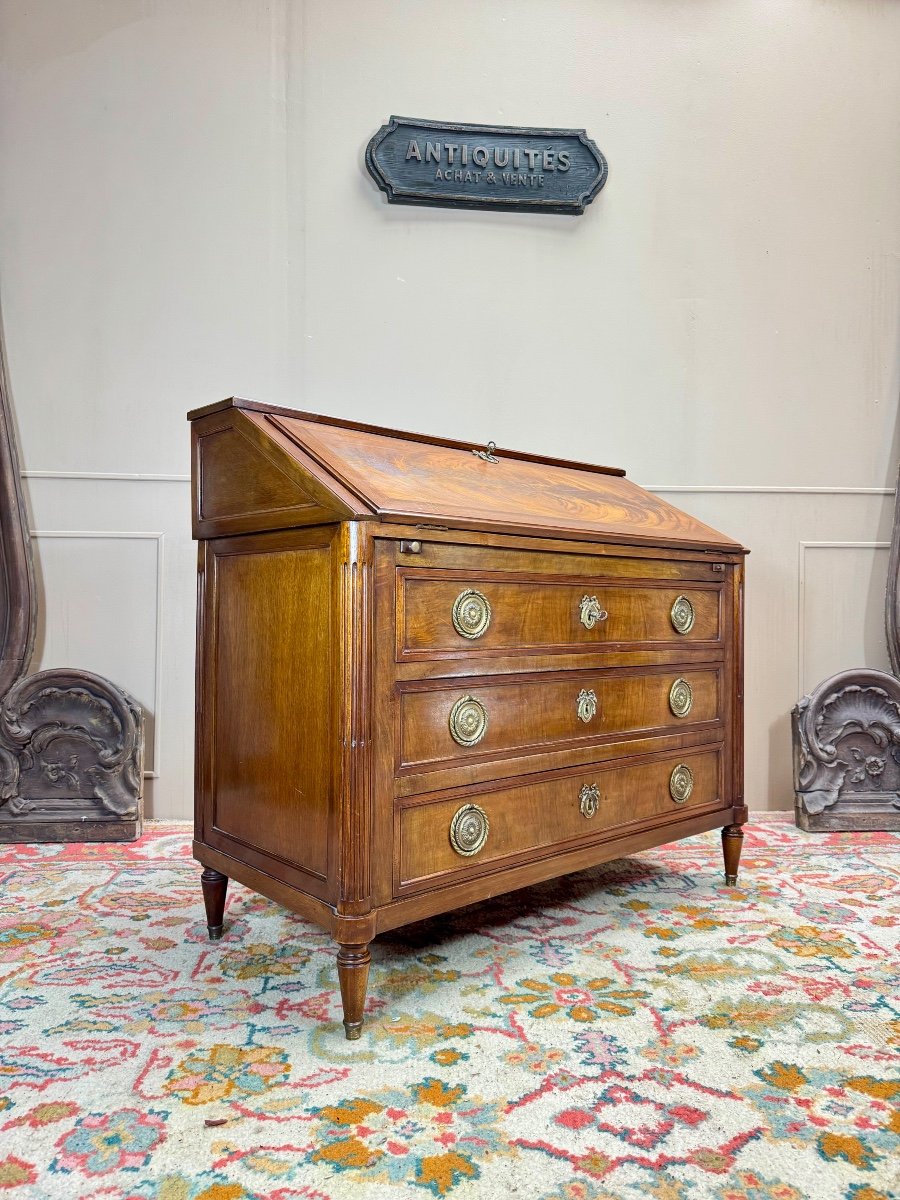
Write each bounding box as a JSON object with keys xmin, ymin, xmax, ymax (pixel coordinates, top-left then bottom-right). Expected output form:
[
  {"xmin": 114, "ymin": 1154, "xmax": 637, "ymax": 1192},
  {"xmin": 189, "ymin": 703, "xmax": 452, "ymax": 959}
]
[{"xmin": 189, "ymin": 398, "xmax": 748, "ymax": 1038}]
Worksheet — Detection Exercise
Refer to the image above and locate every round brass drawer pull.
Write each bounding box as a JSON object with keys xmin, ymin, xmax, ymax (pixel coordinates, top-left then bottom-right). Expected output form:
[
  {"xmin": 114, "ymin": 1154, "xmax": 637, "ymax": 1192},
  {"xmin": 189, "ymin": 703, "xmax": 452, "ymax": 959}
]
[
  {"xmin": 449, "ymin": 695, "xmax": 488, "ymax": 747},
  {"xmin": 449, "ymin": 803, "xmax": 489, "ymax": 856},
  {"xmin": 579, "ymin": 595, "xmax": 608, "ymax": 630},
  {"xmin": 670, "ymin": 595, "xmax": 695, "ymax": 635},
  {"xmin": 668, "ymin": 677, "xmax": 693, "ymax": 718},
  {"xmin": 452, "ymin": 589, "xmax": 492, "ymax": 639},
  {"xmin": 576, "ymin": 688, "xmax": 598, "ymax": 723},
  {"xmin": 669, "ymin": 763, "xmax": 694, "ymax": 804},
  {"xmin": 579, "ymin": 783, "xmax": 600, "ymax": 818}
]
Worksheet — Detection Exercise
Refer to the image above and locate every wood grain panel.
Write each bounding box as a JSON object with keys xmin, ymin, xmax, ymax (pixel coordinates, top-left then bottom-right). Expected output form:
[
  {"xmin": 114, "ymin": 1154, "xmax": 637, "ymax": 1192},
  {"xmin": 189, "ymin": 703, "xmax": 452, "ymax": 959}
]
[
  {"xmin": 204, "ymin": 531, "xmax": 335, "ymax": 888},
  {"xmin": 399, "ymin": 666, "xmax": 720, "ymax": 769},
  {"xmin": 396, "ymin": 727, "xmax": 727, "ymax": 797},
  {"xmin": 268, "ymin": 411, "xmax": 743, "ymax": 550},
  {"xmin": 400, "ymin": 575, "xmax": 721, "ymax": 656},
  {"xmin": 192, "ymin": 408, "xmax": 354, "ymax": 537},
  {"xmin": 384, "ymin": 535, "xmax": 732, "ymax": 578},
  {"xmin": 398, "ymin": 748, "xmax": 722, "ymax": 890},
  {"xmin": 198, "ymin": 425, "xmax": 317, "ymax": 520}
]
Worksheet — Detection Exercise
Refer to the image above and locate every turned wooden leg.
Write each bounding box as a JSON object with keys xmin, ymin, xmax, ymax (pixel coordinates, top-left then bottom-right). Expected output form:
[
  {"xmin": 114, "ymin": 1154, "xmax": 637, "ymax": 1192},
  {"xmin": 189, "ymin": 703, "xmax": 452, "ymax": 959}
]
[
  {"xmin": 201, "ymin": 868, "xmax": 228, "ymax": 940},
  {"xmin": 721, "ymin": 824, "xmax": 745, "ymax": 887},
  {"xmin": 337, "ymin": 942, "xmax": 371, "ymax": 1040}
]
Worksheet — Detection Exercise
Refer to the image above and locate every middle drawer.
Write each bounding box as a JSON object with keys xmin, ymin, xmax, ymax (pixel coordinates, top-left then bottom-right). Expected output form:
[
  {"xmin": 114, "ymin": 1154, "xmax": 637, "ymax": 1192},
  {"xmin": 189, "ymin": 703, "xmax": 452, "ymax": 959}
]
[{"xmin": 398, "ymin": 665, "xmax": 721, "ymax": 772}]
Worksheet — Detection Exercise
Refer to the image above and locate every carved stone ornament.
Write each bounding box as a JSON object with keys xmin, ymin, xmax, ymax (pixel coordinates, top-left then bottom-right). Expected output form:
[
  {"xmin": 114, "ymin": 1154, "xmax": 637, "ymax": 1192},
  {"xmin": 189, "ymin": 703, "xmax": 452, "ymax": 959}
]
[
  {"xmin": 0, "ymin": 304, "xmax": 144, "ymax": 842},
  {"xmin": 793, "ymin": 670, "xmax": 900, "ymax": 831},
  {"xmin": 792, "ymin": 471, "xmax": 900, "ymax": 831}
]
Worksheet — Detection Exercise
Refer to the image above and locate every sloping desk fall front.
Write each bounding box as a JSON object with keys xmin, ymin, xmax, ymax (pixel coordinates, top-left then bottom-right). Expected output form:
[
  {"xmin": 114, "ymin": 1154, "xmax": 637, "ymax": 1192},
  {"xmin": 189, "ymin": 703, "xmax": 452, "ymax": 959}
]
[{"xmin": 189, "ymin": 399, "xmax": 748, "ymax": 1038}]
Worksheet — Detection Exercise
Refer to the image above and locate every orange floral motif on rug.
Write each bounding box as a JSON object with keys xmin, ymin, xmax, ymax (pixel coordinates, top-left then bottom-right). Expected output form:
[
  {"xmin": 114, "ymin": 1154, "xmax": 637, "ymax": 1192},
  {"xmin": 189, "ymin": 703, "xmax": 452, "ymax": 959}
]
[{"xmin": 0, "ymin": 817, "xmax": 897, "ymax": 1199}]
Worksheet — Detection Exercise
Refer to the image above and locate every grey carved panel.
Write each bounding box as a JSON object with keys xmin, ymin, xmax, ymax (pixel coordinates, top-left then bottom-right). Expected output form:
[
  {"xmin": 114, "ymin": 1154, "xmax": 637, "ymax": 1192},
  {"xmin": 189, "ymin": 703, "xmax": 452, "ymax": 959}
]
[
  {"xmin": 793, "ymin": 465, "xmax": 900, "ymax": 831},
  {"xmin": 793, "ymin": 669, "xmax": 900, "ymax": 831},
  {"xmin": 0, "ymin": 302, "xmax": 144, "ymax": 842}
]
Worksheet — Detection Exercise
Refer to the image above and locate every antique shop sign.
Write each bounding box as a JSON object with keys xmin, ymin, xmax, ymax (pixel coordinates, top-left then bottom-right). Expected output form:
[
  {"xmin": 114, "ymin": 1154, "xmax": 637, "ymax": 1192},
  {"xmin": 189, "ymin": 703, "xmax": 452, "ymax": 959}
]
[{"xmin": 366, "ymin": 117, "xmax": 608, "ymax": 215}]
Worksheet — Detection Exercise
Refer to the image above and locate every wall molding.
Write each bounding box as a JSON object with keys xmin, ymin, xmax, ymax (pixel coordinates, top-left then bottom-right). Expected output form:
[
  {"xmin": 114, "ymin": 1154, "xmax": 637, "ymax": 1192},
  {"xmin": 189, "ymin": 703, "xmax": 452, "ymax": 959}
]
[
  {"xmin": 648, "ymin": 486, "xmax": 895, "ymax": 496},
  {"xmin": 796, "ymin": 539, "xmax": 891, "ymax": 697},
  {"xmin": 23, "ymin": 470, "xmax": 191, "ymax": 482},
  {"xmin": 19, "ymin": 471, "xmax": 897, "ymax": 496},
  {"xmin": 28, "ymin": 530, "xmax": 165, "ymax": 781}
]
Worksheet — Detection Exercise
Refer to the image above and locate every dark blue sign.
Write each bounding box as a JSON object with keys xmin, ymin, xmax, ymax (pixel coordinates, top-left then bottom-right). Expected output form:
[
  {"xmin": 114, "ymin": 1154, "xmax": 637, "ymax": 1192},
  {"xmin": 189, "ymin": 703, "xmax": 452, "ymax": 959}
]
[{"xmin": 366, "ymin": 117, "xmax": 608, "ymax": 215}]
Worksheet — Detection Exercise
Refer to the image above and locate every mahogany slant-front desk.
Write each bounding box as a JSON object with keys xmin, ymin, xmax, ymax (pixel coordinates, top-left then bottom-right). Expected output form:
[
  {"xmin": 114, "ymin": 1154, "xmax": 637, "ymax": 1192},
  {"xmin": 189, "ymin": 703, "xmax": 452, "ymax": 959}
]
[{"xmin": 189, "ymin": 399, "xmax": 748, "ymax": 1039}]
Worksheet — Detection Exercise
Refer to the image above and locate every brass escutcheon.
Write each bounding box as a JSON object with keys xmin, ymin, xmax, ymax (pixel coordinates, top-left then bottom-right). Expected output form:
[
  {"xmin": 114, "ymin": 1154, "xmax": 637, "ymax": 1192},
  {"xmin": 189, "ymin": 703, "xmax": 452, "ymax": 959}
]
[
  {"xmin": 452, "ymin": 588, "xmax": 492, "ymax": 639},
  {"xmin": 579, "ymin": 595, "xmax": 608, "ymax": 630},
  {"xmin": 668, "ymin": 677, "xmax": 693, "ymax": 718},
  {"xmin": 448, "ymin": 695, "xmax": 488, "ymax": 747},
  {"xmin": 669, "ymin": 763, "xmax": 694, "ymax": 804},
  {"xmin": 576, "ymin": 688, "xmax": 598, "ymax": 723},
  {"xmin": 670, "ymin": 595, "xmax": 695, "ymax": 635},
  {"xmin": 579, "ymin": 783, "xmax": 600, "ymax": 819},
  {"xmin": 449, "ymin": 803, "xmax": 489, "ymax": 856}
]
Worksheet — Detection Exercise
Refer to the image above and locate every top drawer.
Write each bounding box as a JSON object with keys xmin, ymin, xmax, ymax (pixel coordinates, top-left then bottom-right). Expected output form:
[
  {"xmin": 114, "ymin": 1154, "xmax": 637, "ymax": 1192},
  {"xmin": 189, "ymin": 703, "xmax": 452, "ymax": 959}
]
[{"xmin": 397, "ymin": 571, "xmax": 722, "ymax": 659}]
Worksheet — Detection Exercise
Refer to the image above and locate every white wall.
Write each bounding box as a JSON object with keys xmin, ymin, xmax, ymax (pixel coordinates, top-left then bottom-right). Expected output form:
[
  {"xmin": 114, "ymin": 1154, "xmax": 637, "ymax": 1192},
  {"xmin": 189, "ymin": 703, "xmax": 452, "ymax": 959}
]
[{"xmin": 1, "ymin": 0, "xmax": 899, "ymax": 817}]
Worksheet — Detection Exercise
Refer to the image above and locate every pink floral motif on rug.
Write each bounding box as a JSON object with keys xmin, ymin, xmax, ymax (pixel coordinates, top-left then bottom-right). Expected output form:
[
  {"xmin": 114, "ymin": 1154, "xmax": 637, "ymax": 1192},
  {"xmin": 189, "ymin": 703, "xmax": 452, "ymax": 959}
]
[{"xmin": 0, "ymin": 817, "xmax": 897, "ymax": 1199}]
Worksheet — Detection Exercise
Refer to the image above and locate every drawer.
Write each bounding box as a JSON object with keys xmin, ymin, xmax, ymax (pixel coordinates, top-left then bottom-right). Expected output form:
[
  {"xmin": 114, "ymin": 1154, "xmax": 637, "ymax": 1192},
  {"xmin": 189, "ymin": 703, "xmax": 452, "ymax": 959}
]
[
  {"xmin": 398, "ymin": 573, "xmax": 721, "ymax": 658},
  {"xmin": 397, "ymin": 748, "xmax": 722, "ymax": 890},
  {"xmin": 399, "ymin": 666, "xmax": 720, "ymax": 771}
]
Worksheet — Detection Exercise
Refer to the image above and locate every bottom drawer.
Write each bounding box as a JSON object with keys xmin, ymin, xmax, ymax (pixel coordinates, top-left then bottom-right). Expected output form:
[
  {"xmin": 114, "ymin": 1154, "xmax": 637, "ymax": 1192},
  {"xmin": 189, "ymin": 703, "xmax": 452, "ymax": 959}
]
[{"xmin": 397, "ymin": 747, "xmax": 722, "ymax": 890}]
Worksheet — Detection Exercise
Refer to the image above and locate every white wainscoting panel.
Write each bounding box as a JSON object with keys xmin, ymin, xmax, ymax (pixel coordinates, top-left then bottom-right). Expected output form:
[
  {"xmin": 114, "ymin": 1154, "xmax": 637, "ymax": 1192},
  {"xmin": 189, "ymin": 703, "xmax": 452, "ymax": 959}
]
[
  {"xmin": 798, "ymin": 542, "xmax": 891, "ymax": 696},
  {"xmin": 23, "ymin": 473, "xmax": 197, "ymax": 820},
  {"xmin": 29, "ymin": 530, "xmax": 163, "ymax": 778}
]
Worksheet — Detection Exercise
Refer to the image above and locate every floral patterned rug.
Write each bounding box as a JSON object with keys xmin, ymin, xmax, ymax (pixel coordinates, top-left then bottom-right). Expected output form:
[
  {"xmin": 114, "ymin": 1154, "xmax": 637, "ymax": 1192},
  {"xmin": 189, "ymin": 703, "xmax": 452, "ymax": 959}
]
[{"xmin": 0, "ymin": 817, "xmax": 898, "ymax": 1200}]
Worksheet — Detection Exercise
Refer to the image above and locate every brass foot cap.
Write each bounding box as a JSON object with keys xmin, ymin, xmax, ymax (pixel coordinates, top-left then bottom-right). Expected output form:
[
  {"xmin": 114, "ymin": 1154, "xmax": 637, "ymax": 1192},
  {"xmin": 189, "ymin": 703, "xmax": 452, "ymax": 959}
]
[
  {"xmin": 724, "ymin": 874, "xmax": 738, "ymax": 887},
  {"xmin": 343, "ymin": 1023, "xmax": 363, "ymax": 1041},
  {"xmin": 207, "ymin": 925, "xmax": 224, "ymax": 941}
]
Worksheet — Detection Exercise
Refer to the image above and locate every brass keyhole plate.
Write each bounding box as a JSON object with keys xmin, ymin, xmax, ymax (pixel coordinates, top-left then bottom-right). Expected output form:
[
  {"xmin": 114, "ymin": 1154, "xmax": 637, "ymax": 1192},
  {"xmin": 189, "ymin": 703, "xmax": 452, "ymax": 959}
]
[
  {"xmin": 576, "ymin": 688, "xmax": 598, "ymax": 723},
  {"xmin": 579, "ymin": 783, "xmax": 600, "ymax": 818}
]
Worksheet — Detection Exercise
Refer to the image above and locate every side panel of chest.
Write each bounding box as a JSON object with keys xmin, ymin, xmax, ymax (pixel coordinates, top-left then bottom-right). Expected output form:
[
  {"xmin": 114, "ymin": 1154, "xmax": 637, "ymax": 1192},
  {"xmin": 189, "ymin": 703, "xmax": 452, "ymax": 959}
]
[{"xmin": 195, "ymin": 526, "xmax": 340, "ymax": 902}]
